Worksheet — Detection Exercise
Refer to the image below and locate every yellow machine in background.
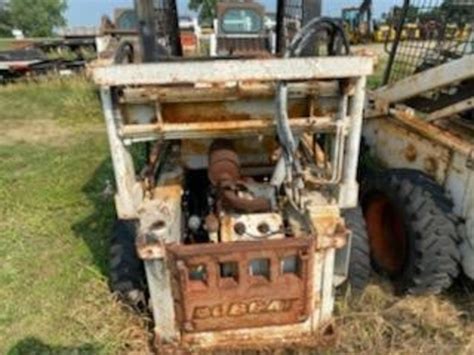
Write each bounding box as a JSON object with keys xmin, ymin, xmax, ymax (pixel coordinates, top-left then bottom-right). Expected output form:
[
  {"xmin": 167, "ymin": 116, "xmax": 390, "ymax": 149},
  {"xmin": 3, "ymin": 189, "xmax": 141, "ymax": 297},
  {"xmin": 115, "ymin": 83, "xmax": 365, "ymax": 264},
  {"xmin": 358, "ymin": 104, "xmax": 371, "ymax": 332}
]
[
  {"xmin": 373, "ymin": 23, "xmax": 396, "ymax": 42},
  {"xmin": 342, "ymin": 0, "xmax": 372, "ymax": 44},
  {"xmin": 402, "ymin": 23, "xmax": 420, "ymax": 40}
]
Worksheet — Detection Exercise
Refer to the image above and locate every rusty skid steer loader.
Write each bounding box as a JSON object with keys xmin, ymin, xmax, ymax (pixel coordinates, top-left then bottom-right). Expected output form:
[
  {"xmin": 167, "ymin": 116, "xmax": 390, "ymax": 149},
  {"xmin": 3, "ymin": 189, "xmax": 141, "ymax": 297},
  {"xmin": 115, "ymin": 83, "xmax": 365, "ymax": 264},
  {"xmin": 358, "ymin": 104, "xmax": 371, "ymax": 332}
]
[
  {"xmin": 92, "ymin": 0, "xmax": 373, "ymax": 350},
  {"xmin": 363, "ymin": 0, "xmax": 474, "ymax": 294}
]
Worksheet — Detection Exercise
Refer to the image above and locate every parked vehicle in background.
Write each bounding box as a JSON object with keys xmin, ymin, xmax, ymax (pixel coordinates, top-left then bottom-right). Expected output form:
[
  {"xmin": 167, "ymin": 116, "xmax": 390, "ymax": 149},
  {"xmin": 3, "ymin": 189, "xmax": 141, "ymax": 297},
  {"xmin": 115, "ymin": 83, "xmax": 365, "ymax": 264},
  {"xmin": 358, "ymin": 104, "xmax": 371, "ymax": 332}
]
[
  {"xmin": 179, "ymin": 16, "xmax": 200, "ymax": 55},
  {"xmin": 213, "ymin": 0, "xmax": 274, "ymax": 56},
  {"xmin": 98, "ymin": 6, "xmax": 199, "ymax": 59},
  {"xmin": 341, "ymin": 0, "xmax": 372, "ymax": 44}
]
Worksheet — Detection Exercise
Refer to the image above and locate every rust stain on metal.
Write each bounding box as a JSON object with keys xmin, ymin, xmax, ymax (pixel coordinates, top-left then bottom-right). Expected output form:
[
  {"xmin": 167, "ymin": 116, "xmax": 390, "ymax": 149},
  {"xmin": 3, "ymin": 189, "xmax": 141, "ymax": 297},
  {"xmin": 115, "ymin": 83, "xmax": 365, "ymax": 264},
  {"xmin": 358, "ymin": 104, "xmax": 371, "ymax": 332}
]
[
  {"xmin": 166, "ymin": 238, "xmax": 315, "ymax": 333},
  {"xmin": 423, "ymin": 156, "xmax": 439, "ymax": 175},
  {"xmin": 162, "ymin": 102, "xmax": 252, "ymax": 123},
  {"xmin": 366, "ymin": 115, "xmax": 453, "ymax": 184},
  {"xmin": 392, "ymin": 109, "xmax": 473, "ymax": 156},
  {"xmin": 221, "ymin": 188, "xmax": 272, "ymax": 213},
  {"xmin": 404, "ymin": 143, "xmax": 418, "ymax": 162},
  {"xmin": 308, "ymin": 207, "xmax": 349, "ymax": 250},
  {"xmin": 174, "ymin": 320, "xmax": 337, "ymax": 351},
  {"xmin": 208, "ymin": 139, "xmax": 241, "ymax": 185},
  {"xmin": 161, "ymin": 101, "xmax": 309, "ymax": 124}
]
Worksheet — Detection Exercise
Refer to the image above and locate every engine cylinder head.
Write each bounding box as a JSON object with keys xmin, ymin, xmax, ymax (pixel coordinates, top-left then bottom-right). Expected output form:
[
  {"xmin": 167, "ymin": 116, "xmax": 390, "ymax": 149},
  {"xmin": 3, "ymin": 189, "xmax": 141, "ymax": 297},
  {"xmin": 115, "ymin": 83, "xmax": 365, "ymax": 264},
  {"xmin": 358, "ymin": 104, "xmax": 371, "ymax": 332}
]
[{"xmin": 208, "ymin": 139, "xmax": 240, "ymax": 186}]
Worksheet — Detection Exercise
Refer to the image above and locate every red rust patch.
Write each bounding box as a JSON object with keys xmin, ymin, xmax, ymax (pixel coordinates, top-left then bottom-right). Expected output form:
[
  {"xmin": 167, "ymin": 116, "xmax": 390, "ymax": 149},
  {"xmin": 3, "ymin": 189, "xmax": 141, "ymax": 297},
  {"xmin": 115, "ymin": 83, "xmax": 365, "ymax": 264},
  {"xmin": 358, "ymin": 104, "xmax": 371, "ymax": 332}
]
[{"xmin": 166, "ymin": 238, "xmax": 315, "ymax": 333}]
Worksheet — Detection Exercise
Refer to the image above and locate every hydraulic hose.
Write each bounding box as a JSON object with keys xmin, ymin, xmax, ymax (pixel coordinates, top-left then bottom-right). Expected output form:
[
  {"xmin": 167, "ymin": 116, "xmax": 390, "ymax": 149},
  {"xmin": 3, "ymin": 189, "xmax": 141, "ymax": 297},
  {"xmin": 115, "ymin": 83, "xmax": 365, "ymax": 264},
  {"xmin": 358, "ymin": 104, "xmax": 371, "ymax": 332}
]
[
  {"xmin": 113, "ymin": 41, "xmax": 135, "ymax": 64},
  {"xmin": 274, "ymin": 17, "xmax": 351, "ymax": 199}
]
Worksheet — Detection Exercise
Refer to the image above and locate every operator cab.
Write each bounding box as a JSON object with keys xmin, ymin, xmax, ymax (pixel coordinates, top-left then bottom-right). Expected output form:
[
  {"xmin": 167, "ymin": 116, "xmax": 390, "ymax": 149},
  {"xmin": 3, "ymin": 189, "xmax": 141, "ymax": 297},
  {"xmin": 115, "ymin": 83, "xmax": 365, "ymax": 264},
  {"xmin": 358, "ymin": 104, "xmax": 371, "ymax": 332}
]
[{"xmin": 215, "ymin": 1, "xmax": 274, "ymax": 56}]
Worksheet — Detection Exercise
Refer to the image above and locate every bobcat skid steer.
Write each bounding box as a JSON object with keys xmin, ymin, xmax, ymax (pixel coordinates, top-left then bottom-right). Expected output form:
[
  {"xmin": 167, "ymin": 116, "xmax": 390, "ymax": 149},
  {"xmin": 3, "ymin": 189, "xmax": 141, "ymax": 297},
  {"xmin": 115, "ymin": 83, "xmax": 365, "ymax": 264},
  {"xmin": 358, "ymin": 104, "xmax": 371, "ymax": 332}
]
[
  {"xmin": 92, "ymin": 0, "xmax": 373, "ymax": 350},
  {"xmin": 362, "ymin": 0, "xmax": 474, "ymax": 295}
]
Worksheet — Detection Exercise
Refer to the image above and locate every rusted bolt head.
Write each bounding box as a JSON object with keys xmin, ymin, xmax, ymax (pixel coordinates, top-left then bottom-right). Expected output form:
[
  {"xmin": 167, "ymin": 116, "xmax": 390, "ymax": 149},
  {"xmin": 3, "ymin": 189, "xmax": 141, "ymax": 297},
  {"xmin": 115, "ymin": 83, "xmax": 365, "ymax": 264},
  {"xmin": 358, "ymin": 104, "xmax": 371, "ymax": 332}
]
[
  {"xmin": 424, "ymin": 157, "xmax": 438, "ymax": 174},
  {"xmin": 234, "ymin": 222, "xmax": 246, "ymax": 236},
  {"xmin": 404, "ymin": 144, "xmax": 417, "ymax": 162},
  {"xmin": 151, "ymin": 220, "xmax": 166, "ymax": 231},
  {"xmin": 257, "ymin": 222, "xmax": 270, "ymax": 234}
]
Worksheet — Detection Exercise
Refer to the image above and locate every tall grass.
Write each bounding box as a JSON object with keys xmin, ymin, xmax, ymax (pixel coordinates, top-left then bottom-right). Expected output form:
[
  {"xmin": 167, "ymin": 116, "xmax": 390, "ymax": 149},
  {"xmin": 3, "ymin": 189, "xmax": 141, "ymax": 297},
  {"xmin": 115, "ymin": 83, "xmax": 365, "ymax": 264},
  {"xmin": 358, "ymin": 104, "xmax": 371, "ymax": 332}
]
[
  {"xmin": 0, "ymin": 75, "xmax": 102, "ymax": 124},
  {"xmin": 0, "ymin": 38, "xmax": 14, "ymax": 51}
]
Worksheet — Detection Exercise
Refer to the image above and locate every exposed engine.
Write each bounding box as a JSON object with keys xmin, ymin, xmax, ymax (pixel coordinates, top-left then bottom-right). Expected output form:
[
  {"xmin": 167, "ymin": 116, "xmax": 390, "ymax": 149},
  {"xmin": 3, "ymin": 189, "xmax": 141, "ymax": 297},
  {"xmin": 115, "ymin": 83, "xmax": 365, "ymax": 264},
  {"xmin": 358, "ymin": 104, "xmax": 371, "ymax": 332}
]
[{"xmin": 183, "ymin": 139, "xmax": 286, "ymax": 245}]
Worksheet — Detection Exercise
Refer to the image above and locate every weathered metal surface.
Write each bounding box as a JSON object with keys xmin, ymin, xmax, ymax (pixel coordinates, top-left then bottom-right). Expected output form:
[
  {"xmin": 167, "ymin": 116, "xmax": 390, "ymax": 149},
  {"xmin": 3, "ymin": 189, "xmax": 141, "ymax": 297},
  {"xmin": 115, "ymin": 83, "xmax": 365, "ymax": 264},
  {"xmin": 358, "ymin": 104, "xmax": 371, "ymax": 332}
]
[
  {"xmin": 160, "ymin": 99, "xmax": 310, "ymax": 123},
  {"xmin": 92, "ymin": 56, "xmax": 373, "ymax": 86},
  {"xmin": 220, "ymin": 188, "xmax": 272, "ymax": 213},
  {"xmin": 118, "ymin": 88, "xmax": 339, "ymax": 131},
  {"xmin": 375, "ymin": 55, "xmax": 474, "ymax": 104},
  {"xmin": 136, "ymin": 183, "xmax": 183, "ymax": 260},
  {"xmin": 364, "ymin": 116, "xmax": 452, "ymax": 184},
  {"xmin": 119, "ymin": 95, "xmax": 316, "ymax": 126},
  {"xmin": 145, "ymin": 259, "xmax": 180, "ymax": 343},
  {"xmin": 178, "ymin": 319, "xmax": 335, "ymax": 350},
  {"xmin": 340, "ymin": 76, "xmax": 367, "ymax": 208},
  {"xmin": 220, "ymin": 213, "xmax": 285, "ymax": 242},
  {"xmin": 100, "ymin": 88, "xmax": 142, "ymax": 219},
  {"xmin": 136, "ymin": 148, "xmax": 184, "ymax": 258},
  {"xmin": 306, "ymin": 202, "xmax": 349, "ymax": 251},
  {"xmin": 119, "ymin": 116, "xmax": 339, "ymax": 142},
  {"xmin": 120, "ymin": 81, "xmax": 340, "ymax": 104},
  {"xmin": 363, "ymin": 109, "xmax": 474, "ymax": 279},
  {"xmin": 166, "ymin": 237, "xmax": 315, "ymax": 333},
  {"xmin": 426, "ymin": 97, "xmax": 474, "ymax": 122},
  {"xmin": 390, "ymin": 109, "xmax": 473, "ymax": 156},
  {"xmin": 208, "ymin": 139, "xmax": 241, "ymax": 185},
  {"xmin": 139, "ymin": 161, "xmax": 184, "ymax": 344},
  {"xmin": 95, "ymin": 29, "xmax": 374, "ymax": 347},
  {"xmin": 180, "ymin": 137, "xmax": 277, "ymax": 170}
]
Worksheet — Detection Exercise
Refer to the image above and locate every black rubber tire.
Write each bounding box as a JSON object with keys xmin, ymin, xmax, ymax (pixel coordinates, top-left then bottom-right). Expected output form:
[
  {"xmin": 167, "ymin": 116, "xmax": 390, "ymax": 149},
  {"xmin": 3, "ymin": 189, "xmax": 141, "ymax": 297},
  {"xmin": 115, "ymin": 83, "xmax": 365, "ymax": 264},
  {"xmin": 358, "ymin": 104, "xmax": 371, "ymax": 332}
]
[
  {"xmin": 109, "ymin": 219, "xmax": 147, "ymax": 309},
  {"xmin": 343, "ymin": 207, "xmax": 371, "ymax": 292},
  {"xmin": 361, "ymin": 169, "xmax": 460, "ymax": 295}
]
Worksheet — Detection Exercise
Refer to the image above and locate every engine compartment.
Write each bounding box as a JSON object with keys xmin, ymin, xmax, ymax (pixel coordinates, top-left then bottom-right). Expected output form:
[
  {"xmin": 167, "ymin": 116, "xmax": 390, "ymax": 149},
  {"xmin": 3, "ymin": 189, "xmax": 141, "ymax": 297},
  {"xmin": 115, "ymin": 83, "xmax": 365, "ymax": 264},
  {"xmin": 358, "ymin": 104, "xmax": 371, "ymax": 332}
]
[{"xmin": 183, "ymin": 139, "xmax": 288, "ymax": 247}]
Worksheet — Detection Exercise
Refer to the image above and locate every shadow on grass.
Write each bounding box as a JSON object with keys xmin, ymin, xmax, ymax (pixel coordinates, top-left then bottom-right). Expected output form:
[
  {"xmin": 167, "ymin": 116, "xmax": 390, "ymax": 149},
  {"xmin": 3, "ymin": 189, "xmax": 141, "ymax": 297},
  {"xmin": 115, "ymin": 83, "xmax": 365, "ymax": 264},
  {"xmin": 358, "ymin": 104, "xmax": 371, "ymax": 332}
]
[
  {"xmin": 72, "ymin": 158, "xmax": 116, "ymax": 278},
  {"xmin": 447, "ymin": 275, "xmax": 474, "ymax": 324},
  {"xmin": 7, "ymin": 337, "xmax": 100, "ymax": 355}
]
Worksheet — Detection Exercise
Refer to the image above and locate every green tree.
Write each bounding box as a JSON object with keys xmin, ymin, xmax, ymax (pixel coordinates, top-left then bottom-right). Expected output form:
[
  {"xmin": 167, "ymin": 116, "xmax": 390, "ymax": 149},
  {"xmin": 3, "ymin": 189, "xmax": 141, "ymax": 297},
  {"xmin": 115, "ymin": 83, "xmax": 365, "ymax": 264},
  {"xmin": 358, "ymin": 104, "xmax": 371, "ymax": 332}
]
[
  {"xmin": 10, "ymin": 0, "xmax": 67, "ymax": 37},
  {"xmin": 0, "ymin": 9, "xmax": 12, "ymax": 37},
  {"xmin": 189, "ymin": 0, "xmax": 217, "ymax": 26}
]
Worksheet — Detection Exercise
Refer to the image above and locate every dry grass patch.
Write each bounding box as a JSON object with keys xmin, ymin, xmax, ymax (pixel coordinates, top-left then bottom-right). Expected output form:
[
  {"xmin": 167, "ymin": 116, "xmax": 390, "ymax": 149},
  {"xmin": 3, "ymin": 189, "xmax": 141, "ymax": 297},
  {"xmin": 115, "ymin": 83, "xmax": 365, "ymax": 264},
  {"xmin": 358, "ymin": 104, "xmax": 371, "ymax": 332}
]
[{"xmin": 335, "ymin": 283, "xmax": 474, "ymax": 354}]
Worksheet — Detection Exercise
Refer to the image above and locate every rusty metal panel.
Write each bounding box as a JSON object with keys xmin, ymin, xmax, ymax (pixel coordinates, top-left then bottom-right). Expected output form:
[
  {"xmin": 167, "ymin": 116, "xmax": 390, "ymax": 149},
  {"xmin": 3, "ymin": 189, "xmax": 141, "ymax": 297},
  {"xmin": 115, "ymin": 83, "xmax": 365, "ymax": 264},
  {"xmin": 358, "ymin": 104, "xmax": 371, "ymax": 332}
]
[
  {"xmin": 426, "ymin": 97, "xmax": 474, "ymax": 122},
  {"xmin": 120, "ymin": 81, "xmax": 340, "ymax": 104},
  {"xmin": 119, "ymin": 117, "xmax": 338, "ymax": 142},
  {"xmin": 166, "ymin": 238, "xmax": 315, "ymax": 333},
  {"xmin": 375, "ymin": 55, "xmax": 474, "ymax": 104},
  {"xmin": 364, "ymin": 117, "xmax": 452, "ymax": 184},
  {"xmin": 363, "ymin": 110, "xmax": 474, "ymax": 281},
  {"xmin": 92, "ymin": 57, "xmax": 373, "ymax": 86}
]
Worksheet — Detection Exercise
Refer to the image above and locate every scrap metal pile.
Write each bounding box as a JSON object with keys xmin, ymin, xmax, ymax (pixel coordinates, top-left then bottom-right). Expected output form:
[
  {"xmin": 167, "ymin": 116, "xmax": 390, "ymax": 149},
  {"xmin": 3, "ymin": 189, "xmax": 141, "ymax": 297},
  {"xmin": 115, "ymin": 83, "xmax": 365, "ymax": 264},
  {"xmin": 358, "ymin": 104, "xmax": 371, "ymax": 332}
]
[{"xmin": 0, "ymin": 28, "xmax": 98, "ymax": 83}]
